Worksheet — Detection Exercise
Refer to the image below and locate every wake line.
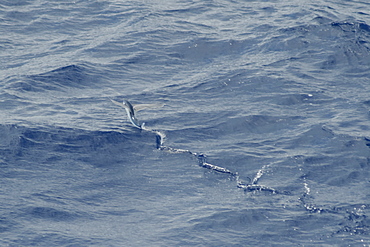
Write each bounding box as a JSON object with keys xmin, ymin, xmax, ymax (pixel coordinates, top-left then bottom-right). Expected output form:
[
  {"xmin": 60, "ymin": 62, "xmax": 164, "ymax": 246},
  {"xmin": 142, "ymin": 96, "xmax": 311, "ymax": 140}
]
[{"xmin": 112, "ymin": 99, "xmax": 280, "ymax": 194}]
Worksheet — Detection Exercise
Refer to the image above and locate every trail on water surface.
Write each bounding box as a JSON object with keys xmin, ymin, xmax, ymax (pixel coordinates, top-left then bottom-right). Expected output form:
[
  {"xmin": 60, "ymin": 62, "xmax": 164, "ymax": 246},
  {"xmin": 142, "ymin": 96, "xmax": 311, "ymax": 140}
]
[{"xmin": 111, "ymin": 98, "xmax": 282, "ymax": 194}]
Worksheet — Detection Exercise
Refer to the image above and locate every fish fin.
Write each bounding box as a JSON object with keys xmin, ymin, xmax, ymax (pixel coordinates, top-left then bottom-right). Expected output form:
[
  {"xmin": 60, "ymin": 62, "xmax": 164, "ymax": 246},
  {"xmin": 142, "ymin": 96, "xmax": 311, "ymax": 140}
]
[
  {"xmin": 110, "ymin": 99, "xmax": 126, "ymax": 108},
  {"xmin": 134, "ymin": 103, "xmax": 165, "ymax": 112}
]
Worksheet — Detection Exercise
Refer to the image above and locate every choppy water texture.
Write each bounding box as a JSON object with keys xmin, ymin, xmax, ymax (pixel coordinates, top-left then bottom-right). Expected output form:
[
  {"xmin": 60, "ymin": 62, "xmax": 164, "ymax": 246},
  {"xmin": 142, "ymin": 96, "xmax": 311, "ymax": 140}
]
[{"xmin": 1, "ymin": 0, "xmax": 370, "ymax": 246}]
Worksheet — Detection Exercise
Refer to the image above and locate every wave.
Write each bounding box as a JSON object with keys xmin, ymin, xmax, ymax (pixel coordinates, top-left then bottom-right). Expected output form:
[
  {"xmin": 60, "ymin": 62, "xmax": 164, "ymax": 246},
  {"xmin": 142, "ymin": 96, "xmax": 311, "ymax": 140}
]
[{"xmin": 0, "ymin": 124, "xmax": 157, "ymax": 168}]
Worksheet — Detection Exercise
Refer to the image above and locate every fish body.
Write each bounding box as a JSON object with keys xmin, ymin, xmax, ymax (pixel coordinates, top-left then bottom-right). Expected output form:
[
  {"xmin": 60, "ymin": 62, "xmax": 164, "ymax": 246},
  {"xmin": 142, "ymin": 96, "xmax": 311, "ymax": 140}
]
[{"xmin": 110, "ymin": 99, "xmax": 143, "ymax": 129}]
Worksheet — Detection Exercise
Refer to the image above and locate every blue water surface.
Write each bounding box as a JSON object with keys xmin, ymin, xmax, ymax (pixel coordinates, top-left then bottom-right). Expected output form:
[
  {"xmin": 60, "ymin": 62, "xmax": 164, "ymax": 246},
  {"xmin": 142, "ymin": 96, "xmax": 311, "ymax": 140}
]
[{"xmin": 1, "ymin": 0, "xmax": 370, "ymax": 246}]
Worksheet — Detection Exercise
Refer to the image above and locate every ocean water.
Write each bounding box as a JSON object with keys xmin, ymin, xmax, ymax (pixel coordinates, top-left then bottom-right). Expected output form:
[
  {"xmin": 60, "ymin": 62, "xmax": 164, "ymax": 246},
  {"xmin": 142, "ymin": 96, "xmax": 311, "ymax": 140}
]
[{"xmin": 1, "ymin": 0, "xmax": 370, "ymax": 246}]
